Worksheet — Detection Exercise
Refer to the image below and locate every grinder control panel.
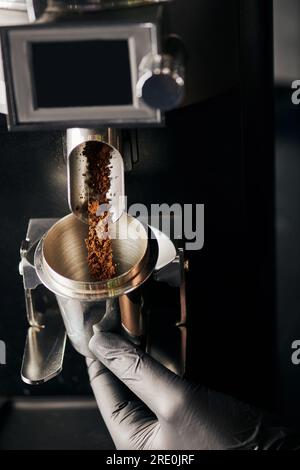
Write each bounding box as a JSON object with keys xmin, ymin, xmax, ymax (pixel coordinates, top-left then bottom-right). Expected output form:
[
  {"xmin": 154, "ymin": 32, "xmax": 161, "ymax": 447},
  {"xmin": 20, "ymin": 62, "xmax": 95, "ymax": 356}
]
[{"xmin": 0, "ymin": 8, "xmax": 186, "ymax": 130}]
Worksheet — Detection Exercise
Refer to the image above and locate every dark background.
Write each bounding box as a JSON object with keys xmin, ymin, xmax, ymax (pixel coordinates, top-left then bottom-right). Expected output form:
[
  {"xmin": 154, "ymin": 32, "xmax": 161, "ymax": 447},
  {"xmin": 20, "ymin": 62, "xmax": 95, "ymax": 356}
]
[
  {"xmin": 274, "ymin": 0, "xmax": 300, "ymax": 426},
  {"xmin": 0, "ymin": 0, "xmax": 299, "ymax": 449}
]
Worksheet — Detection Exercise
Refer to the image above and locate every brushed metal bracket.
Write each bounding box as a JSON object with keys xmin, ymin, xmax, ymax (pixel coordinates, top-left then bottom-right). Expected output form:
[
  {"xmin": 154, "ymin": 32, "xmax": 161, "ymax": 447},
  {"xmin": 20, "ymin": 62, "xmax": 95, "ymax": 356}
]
[
  {"xmin": 20, "ymin": 218, "xmax": 67, "ymax": 385},
  {"xmin": 21, "ymin": 309, "xmax": 67, "ymax": 385}
]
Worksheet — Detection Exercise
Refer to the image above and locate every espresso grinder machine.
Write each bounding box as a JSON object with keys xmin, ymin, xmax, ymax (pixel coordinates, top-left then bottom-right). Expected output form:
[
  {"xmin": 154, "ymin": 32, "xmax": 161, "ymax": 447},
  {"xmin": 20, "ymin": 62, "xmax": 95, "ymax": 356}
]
[
  {"xmin": 0, "ymin": 0, "xmax": 201, "ymax": 385},
  {"xmin": 0, "ymin": 0, "xmax": 280, "ymax": 430}
]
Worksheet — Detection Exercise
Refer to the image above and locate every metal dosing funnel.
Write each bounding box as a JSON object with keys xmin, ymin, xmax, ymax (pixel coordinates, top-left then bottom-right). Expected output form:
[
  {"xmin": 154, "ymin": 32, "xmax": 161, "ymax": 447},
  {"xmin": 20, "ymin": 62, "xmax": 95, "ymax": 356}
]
[
  {"xmin": 35, "ymin": 212, "xmax": 158, "ymax": 299},
  {"xmin": 34, "ymin": 212, "xmax": 158, "ymax": 356}
]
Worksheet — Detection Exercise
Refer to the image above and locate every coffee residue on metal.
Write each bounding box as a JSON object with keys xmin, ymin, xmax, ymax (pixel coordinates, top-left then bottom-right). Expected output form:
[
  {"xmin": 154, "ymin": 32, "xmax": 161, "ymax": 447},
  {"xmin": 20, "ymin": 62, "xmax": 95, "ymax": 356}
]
[{"xmin": 83, "ymin": 141, "xmax": 116, "ymax": 281}]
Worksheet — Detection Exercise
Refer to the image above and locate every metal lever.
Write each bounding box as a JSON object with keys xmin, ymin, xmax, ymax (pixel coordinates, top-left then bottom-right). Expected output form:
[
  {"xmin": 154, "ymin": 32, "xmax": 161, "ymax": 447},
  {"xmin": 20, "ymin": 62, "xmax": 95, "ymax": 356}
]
[
  {"xmin": 21, "ymin": 310, "xmax": 66, "ymax": 385},
  {"xmin": 20, "ymin": 219, "xmax": 67, "ymax": 385}
]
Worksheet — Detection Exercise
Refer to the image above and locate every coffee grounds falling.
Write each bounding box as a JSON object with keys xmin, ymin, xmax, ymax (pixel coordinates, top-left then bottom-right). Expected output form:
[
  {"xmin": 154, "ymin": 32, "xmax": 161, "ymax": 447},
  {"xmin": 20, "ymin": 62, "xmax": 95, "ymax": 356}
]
[{"xmin": 83, "ymin": 141, "xmax": 116, "ymax": 281}]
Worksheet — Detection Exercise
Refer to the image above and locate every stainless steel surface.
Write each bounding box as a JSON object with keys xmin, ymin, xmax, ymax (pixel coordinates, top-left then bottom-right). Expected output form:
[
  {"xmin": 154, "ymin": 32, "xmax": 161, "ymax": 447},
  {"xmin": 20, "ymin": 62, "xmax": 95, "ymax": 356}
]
[
  {"xmin": 137, "ymin": 52, "xmax": 185, "ymax": 111},
  {"xmin": 66, "ymin": 128, "xmax": 120, "ymax": 157},
  {"xmin": 23, "ymin": 287, "xmax": 44, "ymax": 328},
  {"xmin": 67, "ymin": 128, "xmax": 125, "ymax": 223},
  {"xmin": 153, "ymin": 233, "xmax": 176, "ymax": 270},
  {"xmin": 21, "ymin": 309, "xmax": 67, "ymax": 385},
  {"xmin": 46, "ymin": 0, "xmax": 171, "ymax": 12},
  {"xmin": 25, "ymin": 218, "xmax": 59, "ymax": 248},
  {"xmin": 35, "ymin": 212, "xmax": 158, "ymax": 299},
  {"xmin": 20, "ymin": 218, "xmax": 58, "ymax": 326}
]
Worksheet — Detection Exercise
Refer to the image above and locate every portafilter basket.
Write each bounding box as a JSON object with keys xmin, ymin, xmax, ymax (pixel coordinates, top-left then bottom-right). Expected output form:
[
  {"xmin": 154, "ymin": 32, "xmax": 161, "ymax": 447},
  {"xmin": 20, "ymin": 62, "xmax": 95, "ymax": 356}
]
[{"xmin": 34, "ymin": 212, "xmax": 158, "ymax": 357}]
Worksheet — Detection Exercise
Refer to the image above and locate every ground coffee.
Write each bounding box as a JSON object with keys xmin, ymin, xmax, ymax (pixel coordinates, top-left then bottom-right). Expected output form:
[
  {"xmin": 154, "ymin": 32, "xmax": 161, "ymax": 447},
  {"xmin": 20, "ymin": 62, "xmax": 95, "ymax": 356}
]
[{"xmin": 83, "ymin": 141, "xmax": 116, "ymax": 281}]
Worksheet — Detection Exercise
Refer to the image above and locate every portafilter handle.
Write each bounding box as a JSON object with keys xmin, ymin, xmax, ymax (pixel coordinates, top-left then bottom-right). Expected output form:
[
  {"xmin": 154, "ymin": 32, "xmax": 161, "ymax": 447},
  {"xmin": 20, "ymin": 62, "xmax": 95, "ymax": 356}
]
[{"xmin": 119, "ymin": 290, "xmax": 145, "ymax": 348}]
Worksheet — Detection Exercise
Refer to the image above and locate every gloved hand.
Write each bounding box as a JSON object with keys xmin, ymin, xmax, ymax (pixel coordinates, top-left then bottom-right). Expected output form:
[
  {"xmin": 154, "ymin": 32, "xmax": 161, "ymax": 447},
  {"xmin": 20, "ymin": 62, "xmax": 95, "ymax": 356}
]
[{"xmin": 86, "ymin": 301, "xmax": 290, "ymax": 450}]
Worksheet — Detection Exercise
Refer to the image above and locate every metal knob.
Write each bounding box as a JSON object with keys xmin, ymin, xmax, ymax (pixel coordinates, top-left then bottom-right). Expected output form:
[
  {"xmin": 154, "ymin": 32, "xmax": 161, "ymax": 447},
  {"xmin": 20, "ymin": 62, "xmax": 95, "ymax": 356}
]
[{"xmin": 137, "ymin": 36, "xmax": 187, "ymax": 111}]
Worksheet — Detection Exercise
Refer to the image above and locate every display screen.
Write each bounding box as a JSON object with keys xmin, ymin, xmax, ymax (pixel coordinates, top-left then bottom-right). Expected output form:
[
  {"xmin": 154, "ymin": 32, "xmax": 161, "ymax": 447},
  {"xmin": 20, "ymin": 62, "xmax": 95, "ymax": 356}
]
[{"xmin": 31, "ymin": 40, "xmax": 133, "ymax": 108}]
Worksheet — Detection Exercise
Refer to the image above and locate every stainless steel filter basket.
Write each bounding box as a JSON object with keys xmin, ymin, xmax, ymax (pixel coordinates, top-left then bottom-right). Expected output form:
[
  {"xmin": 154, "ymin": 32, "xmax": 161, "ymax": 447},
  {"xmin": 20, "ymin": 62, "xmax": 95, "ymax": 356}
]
[{"xmin": 34, "ymin": 212, "xmax": 158, "ymax": 356}]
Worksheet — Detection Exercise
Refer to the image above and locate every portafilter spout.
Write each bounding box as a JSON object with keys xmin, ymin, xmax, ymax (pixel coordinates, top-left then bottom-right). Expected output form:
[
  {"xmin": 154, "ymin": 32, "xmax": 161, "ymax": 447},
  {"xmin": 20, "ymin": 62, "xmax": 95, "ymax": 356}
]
[{"xmin": 66, "ymin": 128, "xmax": 125, "ymax": 224}]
